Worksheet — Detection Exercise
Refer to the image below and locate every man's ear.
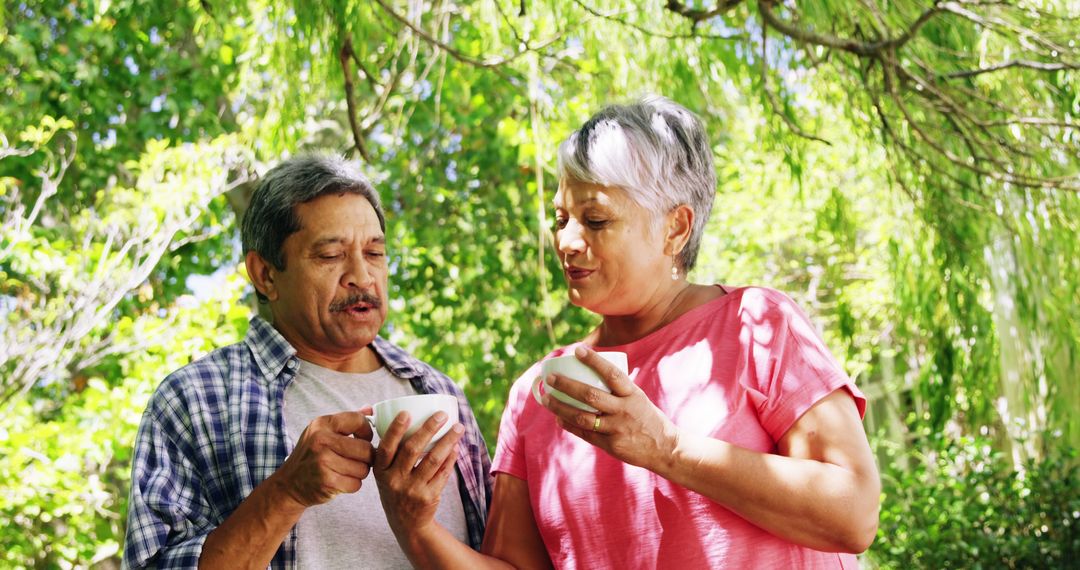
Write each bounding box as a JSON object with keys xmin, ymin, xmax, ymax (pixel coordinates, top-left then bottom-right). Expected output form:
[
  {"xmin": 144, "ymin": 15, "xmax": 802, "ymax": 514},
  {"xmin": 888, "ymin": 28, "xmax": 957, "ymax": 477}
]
[
  {"xmin": 664, "ymin": 204, "xmax": 695, "ymax": 257},
  {"xmin": 245, "ymin": 250, "xmax": 279, "ymax": 302}
]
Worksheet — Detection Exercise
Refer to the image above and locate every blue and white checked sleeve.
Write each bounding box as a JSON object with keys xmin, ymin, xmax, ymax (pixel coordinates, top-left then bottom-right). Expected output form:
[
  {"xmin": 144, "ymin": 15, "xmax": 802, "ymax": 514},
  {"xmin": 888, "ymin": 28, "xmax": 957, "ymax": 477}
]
[{"xmin": 123, "ymin": 392, "xmax": 214, "ymax": 569}]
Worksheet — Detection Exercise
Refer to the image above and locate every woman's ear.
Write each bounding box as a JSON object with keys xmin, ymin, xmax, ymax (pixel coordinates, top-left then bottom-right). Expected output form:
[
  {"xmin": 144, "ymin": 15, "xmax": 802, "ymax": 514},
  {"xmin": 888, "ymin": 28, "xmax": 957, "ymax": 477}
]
[
  {"xmin": 245, "ymin": 250, "xmax": 279, "ymax": 302},
  {"xmin": 664, "ymin": 204, "xmax": 695, "ymax": 256}
]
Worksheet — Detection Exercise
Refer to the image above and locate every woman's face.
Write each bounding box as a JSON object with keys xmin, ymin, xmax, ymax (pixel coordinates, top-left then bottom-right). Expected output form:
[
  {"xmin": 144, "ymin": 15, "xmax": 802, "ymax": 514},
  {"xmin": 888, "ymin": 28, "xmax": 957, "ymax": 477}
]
[{"xmin": 553, "ymin": 178, "xmax": 673, "ymax": 316}]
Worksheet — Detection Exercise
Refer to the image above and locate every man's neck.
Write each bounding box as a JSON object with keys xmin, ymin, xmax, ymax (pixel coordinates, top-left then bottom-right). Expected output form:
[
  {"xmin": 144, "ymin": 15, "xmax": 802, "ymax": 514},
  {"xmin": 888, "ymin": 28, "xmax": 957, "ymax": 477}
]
[
  {"xmin": 269, "ymin": 320, "xmax": 384, "ymax": 373},
  {"xmin": 294, "ymin": 345, "xmax": 383, "ymax": 373}
]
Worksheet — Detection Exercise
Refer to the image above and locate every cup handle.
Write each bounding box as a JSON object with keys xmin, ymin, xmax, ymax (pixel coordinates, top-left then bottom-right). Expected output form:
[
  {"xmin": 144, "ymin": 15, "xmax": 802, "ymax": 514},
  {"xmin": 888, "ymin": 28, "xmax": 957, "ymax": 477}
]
[
  {"xmin": 531, "ymin": 374, "xmax": 546, "ymax": 406},
  {"xmin": 363, "ymin": 413, "xmax": 376, "ymax": 431}
]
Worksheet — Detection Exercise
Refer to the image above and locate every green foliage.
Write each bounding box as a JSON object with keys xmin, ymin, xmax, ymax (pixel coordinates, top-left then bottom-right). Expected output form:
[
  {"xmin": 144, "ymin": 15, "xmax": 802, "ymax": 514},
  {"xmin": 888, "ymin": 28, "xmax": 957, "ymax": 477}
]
[
  {"xmin": 869, "ymin": 433, "xmax": 1080, "ymax": 569},
  {"xmin": 1, "ymin": 0, "xmax": 1078, "ymax": 567},
  {"xmin": 0, "ymin": 377, "xmax": 145, "ymax": 567},
  {"xmin": 0, "ymin": 273, "xmax": 251, "ymax": 568},
  {"xmin": 0, "ymin": 0, "xmax": 245, "ymax": 199}
]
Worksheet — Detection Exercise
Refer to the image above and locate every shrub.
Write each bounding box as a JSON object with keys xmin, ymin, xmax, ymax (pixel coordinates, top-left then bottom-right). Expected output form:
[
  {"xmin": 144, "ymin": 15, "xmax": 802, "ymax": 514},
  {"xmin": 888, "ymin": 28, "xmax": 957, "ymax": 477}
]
[{"xmin": 868, "ymin": 433, "xmax": 1079, "ymax": 569}]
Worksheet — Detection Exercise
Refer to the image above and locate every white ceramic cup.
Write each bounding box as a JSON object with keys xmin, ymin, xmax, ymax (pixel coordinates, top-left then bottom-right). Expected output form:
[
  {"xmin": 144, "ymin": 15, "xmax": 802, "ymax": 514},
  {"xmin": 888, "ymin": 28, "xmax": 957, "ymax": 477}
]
[
  {"xmin": 531, "ymin": 351, "xmax": 629, "ymax": 413},
  {"xmin": 364, "ymin": 393, "xmax": 459, "ymax": 452}
]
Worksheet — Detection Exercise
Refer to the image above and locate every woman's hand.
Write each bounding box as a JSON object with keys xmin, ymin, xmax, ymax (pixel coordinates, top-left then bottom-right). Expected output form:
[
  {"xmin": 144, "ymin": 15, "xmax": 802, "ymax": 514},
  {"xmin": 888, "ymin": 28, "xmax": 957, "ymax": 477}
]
[
  {"xmin": 541, "ymin": 345, "xmax": 680, "ymax": 473},
  {"xmin": 371, "ymin": 408, "xmax": 465, "ymax": 539}
]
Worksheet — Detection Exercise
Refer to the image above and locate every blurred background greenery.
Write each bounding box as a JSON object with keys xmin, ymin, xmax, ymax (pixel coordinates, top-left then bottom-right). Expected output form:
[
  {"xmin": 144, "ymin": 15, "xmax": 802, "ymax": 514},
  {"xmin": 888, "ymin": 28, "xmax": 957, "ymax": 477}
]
[{"xmin": 1, "ymin": 0, "xmax": 1077, "ymax": 567}]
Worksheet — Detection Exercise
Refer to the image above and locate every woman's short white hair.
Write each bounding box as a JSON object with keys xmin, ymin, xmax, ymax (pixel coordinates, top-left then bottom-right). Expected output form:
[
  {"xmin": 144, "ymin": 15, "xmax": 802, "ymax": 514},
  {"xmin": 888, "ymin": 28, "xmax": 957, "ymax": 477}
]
[{"xmin": 557, "ymin": 95, "xmax": 716, "ymax": 272}]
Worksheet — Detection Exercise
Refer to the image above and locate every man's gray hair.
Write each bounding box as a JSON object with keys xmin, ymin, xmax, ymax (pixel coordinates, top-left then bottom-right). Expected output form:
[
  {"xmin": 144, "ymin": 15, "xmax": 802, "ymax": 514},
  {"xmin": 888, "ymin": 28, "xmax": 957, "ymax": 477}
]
[
  {"xmin": 557, "ymin": 95, "xmax": 716, "ymax": 272},
  {"xmin": 241, "ymin": 153, "xmax": 384, "ymax": 280}
]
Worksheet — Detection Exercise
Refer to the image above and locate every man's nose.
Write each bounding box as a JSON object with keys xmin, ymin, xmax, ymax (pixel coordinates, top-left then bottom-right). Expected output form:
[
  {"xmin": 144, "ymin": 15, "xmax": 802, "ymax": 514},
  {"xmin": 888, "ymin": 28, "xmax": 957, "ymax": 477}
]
[{"xmin": 342, "ymin": 255, "xmax": 376, "ymax": 289}]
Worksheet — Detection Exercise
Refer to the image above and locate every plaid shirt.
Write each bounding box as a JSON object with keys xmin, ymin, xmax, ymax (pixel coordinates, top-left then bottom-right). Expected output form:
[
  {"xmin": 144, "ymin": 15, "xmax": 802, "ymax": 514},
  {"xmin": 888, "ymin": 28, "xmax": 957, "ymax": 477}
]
[{"xmin": 123, "ymin": 317, "xmax": 493, "ymax": 569}]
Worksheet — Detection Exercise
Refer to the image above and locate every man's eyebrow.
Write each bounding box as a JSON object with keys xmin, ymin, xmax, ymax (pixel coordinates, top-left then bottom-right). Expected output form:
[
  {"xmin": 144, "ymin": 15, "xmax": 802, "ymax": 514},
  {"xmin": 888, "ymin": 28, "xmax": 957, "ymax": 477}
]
[
  {"xmin": 309, "ymin": 234, "xmax": 385, "ymax": 249},
  {"xmin": 310, "ymin": 237, "xmax": 346, "ymax": 249}
]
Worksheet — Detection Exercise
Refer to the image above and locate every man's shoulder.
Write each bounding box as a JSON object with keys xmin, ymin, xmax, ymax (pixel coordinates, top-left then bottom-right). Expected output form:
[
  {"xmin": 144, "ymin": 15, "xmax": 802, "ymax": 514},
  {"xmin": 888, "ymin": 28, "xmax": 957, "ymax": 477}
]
[
  {"xmin": 148, "ymin": 341, "xmax": 256, "ymax": 414},
  {"xmin": 373, "ymin": 336, "xmax": 463, "ymax": 395},
  {"xmin": 164, "ymin": 340, "xmax": 252, "ymax": 383}
]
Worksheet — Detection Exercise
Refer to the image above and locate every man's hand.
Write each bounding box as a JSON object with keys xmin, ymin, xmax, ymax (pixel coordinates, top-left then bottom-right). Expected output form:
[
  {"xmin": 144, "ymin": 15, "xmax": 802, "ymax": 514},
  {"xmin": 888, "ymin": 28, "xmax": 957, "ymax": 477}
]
[
  {"xmin": 373, "ymin": 410, "xmax": 464, "ymax": 538},
  {"xmin": 200, "ymin": 411, "xmax": 375, "ymax": 569},
  {"xmin": 272, "ymin": 411, "xmax": 376, "ymax": 508}
]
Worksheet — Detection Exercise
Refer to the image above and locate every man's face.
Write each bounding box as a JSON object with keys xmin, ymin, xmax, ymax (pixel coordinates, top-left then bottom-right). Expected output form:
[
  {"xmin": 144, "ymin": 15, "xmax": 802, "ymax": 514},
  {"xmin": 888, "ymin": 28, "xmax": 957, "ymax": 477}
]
[{"xmin": 265, "ymin": 193, "xmax": 389, "ymax": 363}]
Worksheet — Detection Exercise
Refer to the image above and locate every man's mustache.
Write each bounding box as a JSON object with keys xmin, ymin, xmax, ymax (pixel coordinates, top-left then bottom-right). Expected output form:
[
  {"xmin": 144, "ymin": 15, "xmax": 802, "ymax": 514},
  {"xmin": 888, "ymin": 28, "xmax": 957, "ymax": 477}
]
[{"xmin": 329, "ymin": 291, "xmax": 383, "ymax": 312}]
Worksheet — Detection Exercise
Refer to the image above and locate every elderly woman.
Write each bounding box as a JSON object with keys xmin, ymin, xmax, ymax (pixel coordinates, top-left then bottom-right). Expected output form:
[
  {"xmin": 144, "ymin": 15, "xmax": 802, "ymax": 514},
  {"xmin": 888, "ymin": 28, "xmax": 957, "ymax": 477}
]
[{"xmin": 373, "ymin": 96, "xmax": 880, "ymax": 568}]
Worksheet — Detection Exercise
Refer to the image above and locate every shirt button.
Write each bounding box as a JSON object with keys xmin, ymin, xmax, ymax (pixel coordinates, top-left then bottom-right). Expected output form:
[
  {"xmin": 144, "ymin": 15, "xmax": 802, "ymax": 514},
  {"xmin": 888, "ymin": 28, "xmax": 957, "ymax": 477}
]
[{"xmin": 286, "ymin": 359, "xmax": 297, "ymax": 369}]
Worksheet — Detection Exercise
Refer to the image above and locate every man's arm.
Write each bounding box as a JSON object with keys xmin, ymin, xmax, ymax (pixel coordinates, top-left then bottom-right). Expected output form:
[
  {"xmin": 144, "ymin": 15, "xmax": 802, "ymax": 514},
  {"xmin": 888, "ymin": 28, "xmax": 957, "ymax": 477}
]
[
  {"xmin": 123, "ymin": 404, "xmax": 375, "ymax": 569},
  {"xmin": 373, "ymin": 413, "xmax": 552, "ymax": 570},
  {"xmin": 124, "ymin": 408, "xmax": 213, "ymax": 569},
  {"xmin": 197, "ymin": 474, "xmax": 305, "ymax": 568},
  {"xmin": 199, "ymin": 411, "xmax": 376, "ymax": 568}
]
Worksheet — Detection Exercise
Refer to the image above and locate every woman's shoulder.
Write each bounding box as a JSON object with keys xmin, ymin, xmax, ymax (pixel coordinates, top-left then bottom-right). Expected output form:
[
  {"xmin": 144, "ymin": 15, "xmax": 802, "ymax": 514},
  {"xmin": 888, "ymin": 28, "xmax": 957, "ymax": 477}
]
[
  {"xmin": 722, "ymin": 284, "xmax": 797, "ymax": 304},
  {"xmin": 713, "ymin": 285, "xmax": 807, "ymax": 324}
]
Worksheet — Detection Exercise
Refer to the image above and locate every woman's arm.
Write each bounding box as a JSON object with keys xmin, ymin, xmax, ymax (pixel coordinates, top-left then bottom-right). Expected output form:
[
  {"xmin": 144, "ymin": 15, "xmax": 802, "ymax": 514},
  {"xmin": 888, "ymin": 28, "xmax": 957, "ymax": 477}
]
[
  {"xmin": 373, "ymin": 412, "xmax": 552, "ymax": 569},
  {"xmin": 544, "ymin": 346, "xmax": 880, "ymax": 553},
  {"xmin": 481, "ymin": 474, "xmax": 553, "ymax": 568},
  {"xmin": 665, "ymin": 390, "xmax": 879, "ymax": 552}
]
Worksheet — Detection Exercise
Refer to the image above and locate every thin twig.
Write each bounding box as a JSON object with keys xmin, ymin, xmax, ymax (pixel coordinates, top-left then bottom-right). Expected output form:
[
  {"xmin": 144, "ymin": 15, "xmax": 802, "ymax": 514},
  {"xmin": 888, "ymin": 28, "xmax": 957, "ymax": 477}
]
[
  {"xmin": 665, "ymin": 0, "xmax": 743, "ymax": 23},
  {"xmin": 350, "ymin": 49, "xmax": 383, "ymax": 92},
  {"xmin": 371, "ymin": 0, "xmax": 523, "ymax": 82},
  {"xmin": 760, "ymin": 22, "xmax": 831, "ymax": 145},
  {"xmin": 758, "ymin": 0, "xmax": 945, "ymax": 56},
  {"xmin": 942, "ymin": 59, "xmax": 1080, "ymax": 79},
  {"xmin": 572, "ymin": 0, "xmax": 744, "ymax": 40},
  {"xmin": 339, "ymin": 36, "xmax": 372, "ymax": 162}
]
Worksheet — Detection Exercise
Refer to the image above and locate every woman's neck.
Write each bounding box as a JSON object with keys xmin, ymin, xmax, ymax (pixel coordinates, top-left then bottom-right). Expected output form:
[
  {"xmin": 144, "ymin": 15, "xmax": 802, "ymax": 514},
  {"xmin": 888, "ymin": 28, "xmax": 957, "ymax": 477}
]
[{"xmin": 590, "ymin": 282, "xmax": 722, "ymax": 347}]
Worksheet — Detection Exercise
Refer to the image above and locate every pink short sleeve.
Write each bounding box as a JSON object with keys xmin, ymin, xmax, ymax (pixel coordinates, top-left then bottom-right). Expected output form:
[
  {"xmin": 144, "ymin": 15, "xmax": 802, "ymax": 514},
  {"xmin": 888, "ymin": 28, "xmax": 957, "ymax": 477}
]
[
  {"xmin": 490, "ymin": 362, "xmax": 543, "ymax": 480},
  {"xmin": 742, "ymin": 291, "xmax": 866, "ymax": 442}
]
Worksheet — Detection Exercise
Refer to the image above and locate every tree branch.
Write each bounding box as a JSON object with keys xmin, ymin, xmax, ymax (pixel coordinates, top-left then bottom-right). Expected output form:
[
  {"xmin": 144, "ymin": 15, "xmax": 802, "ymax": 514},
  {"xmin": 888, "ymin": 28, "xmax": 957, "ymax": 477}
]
[
  {"xmin": 757, "ymin": 0, "xmax": 945, "ymax": 56},
  {"xmin": 350, "ymin": 47, "xmax": 383, "ymax": 92},
  {"xmin": 939, "ymin": 1, "xmax": 1070, "ymax": 55},
  {"xmin": 339, "ymin": 36, "xmax": 372, "ymax": 163},
  {"xmin": 574, "ymin": 0, "xmax": 743, "ymax": 40},
  {"xmin": 371, "ymin": 0, "xmax": 522, "ymax": 80},
  {"xmin": 760, "ymin": 23, "xmax": 831, "ymax": 145},
  {"xmin": 901, "ymin": 58, "xmax": 1036, "ymax": 160},
  {"xmin": 981, "ymin": 117, "xmax": 1079, "ymax": 129},
  {"xmin": 665, "ymin": 0, "xmax": 743, "ymax": 23},
  {"xmin": 942, "ymin": 59, "xmax": 1080, "ymax": 79},
  {"xmin": 1, "ymin": 141, "xmax": 257, "ymax": 409},
  {"xmin": 881, "ymin": 55, "xmax": 1078, "ymax": 191},
  {"xmin": 0, "ymin": 134, "xmax": 35, "ymax": 160}
]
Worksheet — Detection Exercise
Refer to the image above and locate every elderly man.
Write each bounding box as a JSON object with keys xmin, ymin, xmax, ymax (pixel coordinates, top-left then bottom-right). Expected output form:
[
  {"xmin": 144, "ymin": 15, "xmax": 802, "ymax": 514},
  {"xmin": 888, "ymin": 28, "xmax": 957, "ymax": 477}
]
[{"xmin": 123, "ymin": 155, "xmax": 491, "ymax": 569}]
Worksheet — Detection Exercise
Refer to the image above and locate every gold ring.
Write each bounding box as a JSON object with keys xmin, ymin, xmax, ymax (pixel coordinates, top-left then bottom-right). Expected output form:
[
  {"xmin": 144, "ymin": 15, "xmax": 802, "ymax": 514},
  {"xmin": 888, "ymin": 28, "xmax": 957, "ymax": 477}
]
[{"xmin": 592, "ymin": 415, "xmax": 602, "ymax": 432}]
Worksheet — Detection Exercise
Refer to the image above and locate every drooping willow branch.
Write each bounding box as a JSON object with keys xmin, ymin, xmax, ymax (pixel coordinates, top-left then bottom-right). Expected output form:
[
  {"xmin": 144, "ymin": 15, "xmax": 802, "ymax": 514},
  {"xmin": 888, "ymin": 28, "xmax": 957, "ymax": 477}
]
[
  {"xmin": 339, "ymin": 36, "xmax": 372, "ymax": 163},
  {"xmin": 572, "ymin": 0, "xmax": 744, "ymax": 40}
]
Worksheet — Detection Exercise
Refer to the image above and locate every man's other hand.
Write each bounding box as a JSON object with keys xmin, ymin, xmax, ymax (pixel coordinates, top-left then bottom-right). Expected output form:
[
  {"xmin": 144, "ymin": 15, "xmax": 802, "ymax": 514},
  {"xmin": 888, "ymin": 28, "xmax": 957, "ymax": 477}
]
[{"xmin": 272, "ymin": 411, "xmax": 376, "ymax": 508}]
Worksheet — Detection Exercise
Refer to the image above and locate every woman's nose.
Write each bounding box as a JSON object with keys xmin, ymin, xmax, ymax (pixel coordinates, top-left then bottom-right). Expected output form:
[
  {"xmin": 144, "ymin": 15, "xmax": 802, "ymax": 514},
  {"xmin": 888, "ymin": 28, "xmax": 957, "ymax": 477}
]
[{"xmin": 557, "ymin": 220, "xmax": 587, "ymax": 254}]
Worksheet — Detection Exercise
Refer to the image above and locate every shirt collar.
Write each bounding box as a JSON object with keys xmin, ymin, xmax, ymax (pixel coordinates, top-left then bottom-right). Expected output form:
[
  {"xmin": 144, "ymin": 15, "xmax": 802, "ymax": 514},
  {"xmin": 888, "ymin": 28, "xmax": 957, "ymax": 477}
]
[
  {"xmin": 245, "ymin": 316, "xmax": 428, "ymax": 385},
  {"xmin": 370, "ymin": 336, "xmax": 426, "ymax": 384},
  {"xmin": 244, "ymin": 317, "xmax": 297, "ymax": 382}
]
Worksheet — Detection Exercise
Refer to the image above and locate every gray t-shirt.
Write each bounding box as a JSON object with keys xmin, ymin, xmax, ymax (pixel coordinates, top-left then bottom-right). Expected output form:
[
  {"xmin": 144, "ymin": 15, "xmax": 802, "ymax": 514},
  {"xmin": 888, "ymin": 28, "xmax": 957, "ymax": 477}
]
[{"xmin": 284, "ymin": 360, "xmax": 468, "ymax": 569}]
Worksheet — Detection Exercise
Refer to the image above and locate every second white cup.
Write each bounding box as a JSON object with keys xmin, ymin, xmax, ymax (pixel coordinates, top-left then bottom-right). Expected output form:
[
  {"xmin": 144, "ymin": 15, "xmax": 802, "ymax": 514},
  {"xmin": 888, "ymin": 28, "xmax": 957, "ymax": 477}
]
[
  {"xmin": 365, "ymin": 393, "xmax": 459, "ymax": 452},
  {"xmin": 531, "ymin": 351, "xmax": 628, "ymax": 413}
]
